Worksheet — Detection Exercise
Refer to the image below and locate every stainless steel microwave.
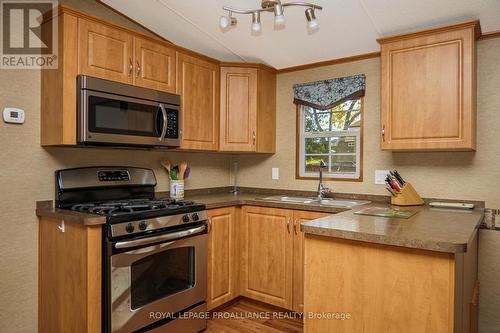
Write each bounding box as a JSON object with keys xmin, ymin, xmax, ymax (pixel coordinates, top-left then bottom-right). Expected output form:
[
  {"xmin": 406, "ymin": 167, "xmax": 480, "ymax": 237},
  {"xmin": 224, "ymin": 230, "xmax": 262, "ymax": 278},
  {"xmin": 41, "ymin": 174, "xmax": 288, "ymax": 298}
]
[{"xmin": 77, "ymin": 75, "xmax": 181, "ymax": 147}]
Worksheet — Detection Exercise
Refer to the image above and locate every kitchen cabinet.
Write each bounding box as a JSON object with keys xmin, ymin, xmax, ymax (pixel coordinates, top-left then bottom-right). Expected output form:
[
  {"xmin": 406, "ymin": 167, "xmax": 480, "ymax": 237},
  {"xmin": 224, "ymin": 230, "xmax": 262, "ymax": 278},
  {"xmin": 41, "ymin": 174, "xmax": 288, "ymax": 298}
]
[
  {"xmin": 378, "ymin": 20, "xmax": 480, "ymax": 151},
  {"xmin": 292, "ymin": 210, "xmax": 329, "ymax": 312},
  {"xmin": 134, "ymin": 37, "xmax": 176, "ymax": 93},
  {"xmin": 38, "ymin": 217, "xmax": 102, "ymax": 333},
  {"xmin": 207, "ymin": 207, "xmax": 238, "ymax": 310},
  {"xmin": 177, "ymin": 52, "xmax": 219, "ymax": 151},
  {"xmin": 240, "ymin": 206, "xmax": 328, "ymax": 310},
  {"xmin": 78, "ymin": 19, "xmax": 134, "ymax": 84},
  {"xmin": 241, "ymin": 206, "xmax": 293, "ymax": 309},
  {"xmin": 220, "ymin": 65, "xmax": 276, "ymax": 153}
]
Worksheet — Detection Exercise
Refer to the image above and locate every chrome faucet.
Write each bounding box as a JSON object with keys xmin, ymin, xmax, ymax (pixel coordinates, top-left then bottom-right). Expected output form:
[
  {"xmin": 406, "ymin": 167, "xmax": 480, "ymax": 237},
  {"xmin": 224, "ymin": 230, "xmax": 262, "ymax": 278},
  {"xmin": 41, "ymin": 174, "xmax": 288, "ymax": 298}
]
[{"xmin": 317, "ymin": 160, "xmax": 331, "ymax": 199}]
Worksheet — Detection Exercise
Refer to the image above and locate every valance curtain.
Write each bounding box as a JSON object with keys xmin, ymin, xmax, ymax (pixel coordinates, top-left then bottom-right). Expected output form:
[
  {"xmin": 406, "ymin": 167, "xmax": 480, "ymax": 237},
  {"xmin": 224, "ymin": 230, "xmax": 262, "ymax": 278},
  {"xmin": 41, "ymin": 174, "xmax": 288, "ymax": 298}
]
[{"xmin": 293, "ymin": 74, "xmax": 366, "ymax": 110}]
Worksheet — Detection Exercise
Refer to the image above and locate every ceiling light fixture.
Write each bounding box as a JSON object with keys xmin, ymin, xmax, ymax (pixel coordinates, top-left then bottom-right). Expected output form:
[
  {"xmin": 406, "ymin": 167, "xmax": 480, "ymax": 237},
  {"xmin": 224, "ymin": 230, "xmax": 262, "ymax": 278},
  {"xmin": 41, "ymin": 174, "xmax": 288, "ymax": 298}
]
[{"xmin": 220, "ymin": 0, "xmax": 322, "ymax": 34}]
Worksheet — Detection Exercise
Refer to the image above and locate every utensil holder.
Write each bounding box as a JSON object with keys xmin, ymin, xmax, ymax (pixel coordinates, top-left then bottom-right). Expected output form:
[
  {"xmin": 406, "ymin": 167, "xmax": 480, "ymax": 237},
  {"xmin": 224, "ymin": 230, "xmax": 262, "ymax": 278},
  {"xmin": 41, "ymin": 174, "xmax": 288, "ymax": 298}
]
[
  {"xmin": 391, "ymin": 182, "xmax": 424, "ymax": 206},
  {"xmin": 170, "ymin": 180, "xmax": 184, "ymax": 199}
]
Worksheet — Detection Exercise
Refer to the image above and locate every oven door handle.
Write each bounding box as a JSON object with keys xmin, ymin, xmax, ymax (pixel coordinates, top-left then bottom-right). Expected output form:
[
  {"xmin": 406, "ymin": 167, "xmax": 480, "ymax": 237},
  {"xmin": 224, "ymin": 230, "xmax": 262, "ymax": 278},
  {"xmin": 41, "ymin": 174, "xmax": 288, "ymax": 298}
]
[
  {"xmin": 159, "ymin": 103, "xmax": 168, "ymax": 142},
  {"xmin": 114, "ymin": 224, "xmax": 206, "ymax": 249}
]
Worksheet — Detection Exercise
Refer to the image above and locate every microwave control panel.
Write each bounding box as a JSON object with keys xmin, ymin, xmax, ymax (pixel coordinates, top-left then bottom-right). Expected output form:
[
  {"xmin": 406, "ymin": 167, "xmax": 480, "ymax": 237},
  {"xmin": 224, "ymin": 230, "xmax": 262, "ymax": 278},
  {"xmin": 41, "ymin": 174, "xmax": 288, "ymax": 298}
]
[{"xmin": 166, "ymin": 109, "xmax": 179, "ymax": 138}]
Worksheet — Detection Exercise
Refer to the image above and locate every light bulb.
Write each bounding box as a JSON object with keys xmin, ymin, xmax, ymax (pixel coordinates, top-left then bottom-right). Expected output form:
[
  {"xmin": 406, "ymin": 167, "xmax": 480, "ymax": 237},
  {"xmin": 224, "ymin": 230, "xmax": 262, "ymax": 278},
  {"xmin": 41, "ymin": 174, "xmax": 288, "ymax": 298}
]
[
  {"xmin": 274, "ymin": 14, "xmax": 285, "ymax": 28},
  {"xmin": 219, "ymin": 15, "xmax": 230, "ymax": 29},
  {"xmin": 307, "ymin": 18, "xmax": 318, "ymax": 31},
  {"xmin": 251, "ymin": 21, "xmax": 262, "ymax": 33}
]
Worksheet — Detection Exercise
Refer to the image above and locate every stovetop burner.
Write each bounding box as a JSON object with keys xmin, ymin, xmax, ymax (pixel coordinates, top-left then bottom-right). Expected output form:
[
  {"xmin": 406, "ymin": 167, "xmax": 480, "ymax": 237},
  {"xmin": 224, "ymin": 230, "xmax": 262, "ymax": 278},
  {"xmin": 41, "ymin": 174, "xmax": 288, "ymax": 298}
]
[{"xmin": 71, "ymin": 198, "xmax": 197, "ymax": 217}]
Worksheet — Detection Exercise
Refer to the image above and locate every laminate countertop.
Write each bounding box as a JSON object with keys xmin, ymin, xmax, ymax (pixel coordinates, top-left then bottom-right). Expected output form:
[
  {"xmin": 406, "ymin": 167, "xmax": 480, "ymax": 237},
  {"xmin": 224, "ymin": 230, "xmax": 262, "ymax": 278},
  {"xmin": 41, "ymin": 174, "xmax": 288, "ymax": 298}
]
[{"xmin": 36, "ymin": 191, "xmax": 483, "ymax": 253}]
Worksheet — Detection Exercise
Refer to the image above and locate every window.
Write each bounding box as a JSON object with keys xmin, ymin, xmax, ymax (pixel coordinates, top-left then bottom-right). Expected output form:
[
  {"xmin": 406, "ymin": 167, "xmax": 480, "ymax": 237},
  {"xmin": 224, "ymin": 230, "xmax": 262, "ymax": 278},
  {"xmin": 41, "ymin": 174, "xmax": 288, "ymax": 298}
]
[{"xmin": 297, "ymin": 98, "xmax": 363, "ymax": 180}]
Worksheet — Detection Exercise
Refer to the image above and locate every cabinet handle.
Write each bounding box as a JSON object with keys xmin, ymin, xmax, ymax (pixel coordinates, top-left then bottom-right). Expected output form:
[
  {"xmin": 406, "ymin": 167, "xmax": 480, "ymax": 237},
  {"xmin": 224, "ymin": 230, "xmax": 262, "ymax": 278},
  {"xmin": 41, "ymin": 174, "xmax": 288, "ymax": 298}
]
[
  {"xmin": 58, "ymin": 220, "xmax": 65, "ymax": 233},
  {"xmin": 252, "ymin": 131, "xmax": 256, "ymax": 145},
  {"xmin": 287, "ymin": 218, "xmax": 291, "ymax": 234},
  {"xmin": 381, "ymin": 125, "xmax": 385, "ymax": 142},
  {"xmin": 128, "ymin": 58, "xmax": 133, "ymax": 76},
  {"xmin": 136, "ymin": 60, "xmax": 141, "ymax": 78},
  {"xmin": 293, "ymin": 219, "xmax": 298, "ymax": 235},
  {"xmin": 207, "ymin": 218, "xmax": 212, "ymax": 234}
]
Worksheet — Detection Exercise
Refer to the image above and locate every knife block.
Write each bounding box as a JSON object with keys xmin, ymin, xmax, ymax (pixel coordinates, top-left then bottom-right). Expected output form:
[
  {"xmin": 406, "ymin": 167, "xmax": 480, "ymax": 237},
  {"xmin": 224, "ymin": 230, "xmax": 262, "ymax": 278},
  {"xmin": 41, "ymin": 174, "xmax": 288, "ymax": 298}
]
[{"xmin": 391, "ymin": 182, "xmax": 424, "ymax": 206}]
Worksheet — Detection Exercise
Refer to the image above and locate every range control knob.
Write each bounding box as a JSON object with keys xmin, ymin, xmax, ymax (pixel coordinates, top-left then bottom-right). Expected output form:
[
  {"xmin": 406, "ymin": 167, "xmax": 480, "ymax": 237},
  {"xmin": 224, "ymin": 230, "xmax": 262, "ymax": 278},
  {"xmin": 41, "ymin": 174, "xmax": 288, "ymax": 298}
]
[
  {"xmin": 125, "ymin": 223, "xmax": 135, "ymax": 233},
  {"xmin": 182, "ymin": 214, "xmax": 190, "ymax": 223},
  {"xmin": 191, "ymin": 213, "xmax": 199, "ymax": 221},
  {"xmin": 139, "ymin": 221, "xmax": 148, "ymax": 231}
]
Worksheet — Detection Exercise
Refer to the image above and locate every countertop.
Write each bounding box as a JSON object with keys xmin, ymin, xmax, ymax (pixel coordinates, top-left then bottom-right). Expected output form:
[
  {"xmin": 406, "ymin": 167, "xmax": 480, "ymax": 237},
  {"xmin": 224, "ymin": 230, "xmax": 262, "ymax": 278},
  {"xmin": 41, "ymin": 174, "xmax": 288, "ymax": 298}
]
[
  {"xmin": 301, "ymin": 203, "xmax": 483, "ymax": 253},
  {"xmin": 36, "ymin": 190, "xmax": 483, "ymax": 253}
]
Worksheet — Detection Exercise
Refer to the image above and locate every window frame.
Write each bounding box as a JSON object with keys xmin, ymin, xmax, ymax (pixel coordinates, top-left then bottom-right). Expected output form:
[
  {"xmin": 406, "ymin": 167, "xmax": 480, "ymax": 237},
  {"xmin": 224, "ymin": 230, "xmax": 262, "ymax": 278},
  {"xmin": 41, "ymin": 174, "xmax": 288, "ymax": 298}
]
[{"xmin": 295, "ymin": 98, "xmax": 364, "ymax": 182}]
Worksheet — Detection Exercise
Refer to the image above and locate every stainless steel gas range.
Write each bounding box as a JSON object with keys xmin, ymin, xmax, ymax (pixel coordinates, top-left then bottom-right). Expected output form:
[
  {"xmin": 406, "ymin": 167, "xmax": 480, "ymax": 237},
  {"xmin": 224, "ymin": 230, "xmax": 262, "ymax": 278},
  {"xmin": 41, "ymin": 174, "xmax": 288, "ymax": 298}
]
[{"xmin": 55, "ymin": 167, "xmax": 207, "ymax": 333}]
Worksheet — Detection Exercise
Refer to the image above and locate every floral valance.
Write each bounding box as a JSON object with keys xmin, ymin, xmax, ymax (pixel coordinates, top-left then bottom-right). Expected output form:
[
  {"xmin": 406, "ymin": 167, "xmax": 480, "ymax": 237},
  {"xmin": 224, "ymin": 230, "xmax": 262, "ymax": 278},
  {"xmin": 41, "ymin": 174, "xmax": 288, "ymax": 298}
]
[{"xmin": 293, "ymin": 74, "xmax": 366, "ymax": 110}]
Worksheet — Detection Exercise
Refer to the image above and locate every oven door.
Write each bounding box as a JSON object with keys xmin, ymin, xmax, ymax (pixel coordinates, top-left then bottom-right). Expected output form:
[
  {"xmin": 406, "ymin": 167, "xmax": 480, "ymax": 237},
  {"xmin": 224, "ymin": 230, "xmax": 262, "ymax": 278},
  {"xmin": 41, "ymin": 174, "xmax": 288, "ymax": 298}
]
[
  {"xmin": 110, "ymin": 226, "xmax": 207, "ymax": 333},
  {"xmin": 79, "ymin": 90, "xmax": 180, "ymax": 147}
]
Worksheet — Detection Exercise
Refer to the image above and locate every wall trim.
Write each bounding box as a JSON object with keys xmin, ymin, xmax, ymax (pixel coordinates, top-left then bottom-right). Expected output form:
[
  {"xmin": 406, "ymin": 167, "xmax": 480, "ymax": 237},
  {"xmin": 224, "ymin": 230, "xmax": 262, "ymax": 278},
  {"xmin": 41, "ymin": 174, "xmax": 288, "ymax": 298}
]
[
  {"xmin": 480, "ymin": 30, "xmax": 500, "ymax": 40},
  {"xmin": 277, "ymin": 52, "xmax": 380, "ymax": 74}
]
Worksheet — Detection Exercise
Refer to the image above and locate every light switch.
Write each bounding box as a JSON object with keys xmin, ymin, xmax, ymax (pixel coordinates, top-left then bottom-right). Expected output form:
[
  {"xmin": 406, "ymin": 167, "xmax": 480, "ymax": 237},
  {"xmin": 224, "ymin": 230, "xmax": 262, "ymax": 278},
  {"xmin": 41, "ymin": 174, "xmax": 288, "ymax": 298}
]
[
  {"xmin": 375, "ymin": 170, "xmax": 390, "ymax": 185},
  {"xmin": 272, "ymin": 168, "xmax": 279, "ymax": 180}
]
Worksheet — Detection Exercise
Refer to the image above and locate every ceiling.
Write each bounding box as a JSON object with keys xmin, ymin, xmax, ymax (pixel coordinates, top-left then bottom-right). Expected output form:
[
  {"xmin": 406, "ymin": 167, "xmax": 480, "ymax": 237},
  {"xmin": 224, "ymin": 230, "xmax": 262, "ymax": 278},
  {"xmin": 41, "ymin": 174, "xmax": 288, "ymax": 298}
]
[{"xmin": 101, "ymin": 0, "xmax": 500, "ymax": 69}]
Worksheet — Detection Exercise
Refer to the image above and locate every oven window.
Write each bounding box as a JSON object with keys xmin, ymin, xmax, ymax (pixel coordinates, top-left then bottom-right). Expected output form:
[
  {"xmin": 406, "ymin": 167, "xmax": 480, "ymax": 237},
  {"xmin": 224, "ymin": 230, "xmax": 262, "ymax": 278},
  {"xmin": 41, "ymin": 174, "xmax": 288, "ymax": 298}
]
[
  {"xmin": 130, "ymin": 247, "xmax": 195, "ymax": 310},
  {"xmin": 88, "ymin": 96, "xmax": 159, "ymax": 136}
]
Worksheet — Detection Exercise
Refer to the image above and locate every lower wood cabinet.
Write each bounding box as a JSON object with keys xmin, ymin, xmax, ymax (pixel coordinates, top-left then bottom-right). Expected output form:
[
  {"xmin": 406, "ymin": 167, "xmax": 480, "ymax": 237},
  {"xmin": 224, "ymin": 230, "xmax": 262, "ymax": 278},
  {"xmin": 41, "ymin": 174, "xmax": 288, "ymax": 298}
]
[
  {"xmin": 240, "ymin": 206, "xmax": 294, "ymax": 309},
  {"xmin": 38, "ymin": 218, "xmax": 102, "ymax": 333},
  {"xmin": 238, "ymin": 206, "xmax": 329, "ymax": 310},
  {"xmin": 206, "ymin": 207, "xmax": 238, "ymax": 310},
  {"xmin": 292, "ymin": 210, "xmax": 330, "ymax": 312}
]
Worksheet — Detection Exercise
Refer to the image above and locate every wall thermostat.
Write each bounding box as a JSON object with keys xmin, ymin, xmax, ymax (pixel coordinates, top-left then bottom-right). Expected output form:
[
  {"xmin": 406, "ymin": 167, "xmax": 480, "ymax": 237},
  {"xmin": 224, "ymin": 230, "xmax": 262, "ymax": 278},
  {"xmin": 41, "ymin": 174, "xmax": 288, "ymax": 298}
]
[{"xmin": 3, "ymin": 107, "xmax": 25, "ymax": 124}]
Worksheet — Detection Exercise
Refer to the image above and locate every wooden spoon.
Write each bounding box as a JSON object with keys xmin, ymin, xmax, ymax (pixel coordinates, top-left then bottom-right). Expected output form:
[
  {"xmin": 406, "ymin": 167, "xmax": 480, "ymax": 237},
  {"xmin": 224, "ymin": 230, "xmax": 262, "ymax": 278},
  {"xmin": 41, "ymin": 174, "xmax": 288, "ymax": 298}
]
[
  {"xmin": 161, "ymin": 160, "xmax": 171, "ymax": 175},
  {"xmin": 179, "ymin": 161, "xmax": 188, "ymax": 180}
]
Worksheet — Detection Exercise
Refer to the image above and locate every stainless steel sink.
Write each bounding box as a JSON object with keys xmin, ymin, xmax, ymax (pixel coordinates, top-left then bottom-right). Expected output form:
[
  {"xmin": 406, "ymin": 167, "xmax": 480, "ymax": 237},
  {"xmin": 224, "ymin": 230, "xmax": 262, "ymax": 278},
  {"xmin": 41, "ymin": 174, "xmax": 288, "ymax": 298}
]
[
  {"xmin": 262, "ymin": 196, "xmax": 319, "ymax": 204},
  {"xmin": 261, "ymin": 196, "xmax": 370, "ymax": 208}
]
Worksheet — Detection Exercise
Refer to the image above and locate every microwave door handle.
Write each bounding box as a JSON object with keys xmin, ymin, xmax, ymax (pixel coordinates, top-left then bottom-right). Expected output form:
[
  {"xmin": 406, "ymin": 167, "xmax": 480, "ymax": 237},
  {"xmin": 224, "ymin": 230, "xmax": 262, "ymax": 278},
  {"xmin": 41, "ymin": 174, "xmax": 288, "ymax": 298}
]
[
  {"xmin": 114, "ymin": 224, "xmax": 206, "ymax": 249},
  {"xmin": 159, "ymin": 103, "xmax": 168, "ymax": 142}
]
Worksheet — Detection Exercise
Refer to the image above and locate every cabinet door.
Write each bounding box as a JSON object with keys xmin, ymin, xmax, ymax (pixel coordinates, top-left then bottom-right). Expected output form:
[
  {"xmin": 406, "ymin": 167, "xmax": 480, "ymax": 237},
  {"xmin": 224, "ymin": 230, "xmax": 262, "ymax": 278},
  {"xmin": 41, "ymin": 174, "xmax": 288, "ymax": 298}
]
[
  {"xmin": 176, "ymin": 52, "xmax": 219, "ymax": 150},
  {"xmin": 134, "ymin": 37, "xmax": 176, "ymax": 93},
  {"xmin": 241, "ymin": 206, "xmax": 293, "ymax": 309},
  {"xmin": 380, "ymin": 26, "xmax": 477, "ymax": 151},
  {"xmin": 220, "ymin": 67, "xmax": 257, "ymax": 152},
  {"xmin": 207, "ymin": 207, "xmax": 237, "ymax": 310},
  {"xmin": 78, "ymin": 19, "xmax": 133, "ymax": 84},
  {"xmin": 292, "ymin": 210, "xmax": 330, "ymax": 312}
]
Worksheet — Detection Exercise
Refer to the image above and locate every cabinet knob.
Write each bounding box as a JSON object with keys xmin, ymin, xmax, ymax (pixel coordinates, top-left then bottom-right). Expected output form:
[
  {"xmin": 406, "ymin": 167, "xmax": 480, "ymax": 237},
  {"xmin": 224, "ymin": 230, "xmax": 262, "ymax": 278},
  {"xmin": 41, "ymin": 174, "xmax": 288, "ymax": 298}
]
[
  {"xmin": 252, "ymin": 131, "xmax": 256, "ymax": 145},
  {"xmin": 136, "ymin": 61, "xmax": 141, "ymax": 78},
  {"xmin": 128, "ymin": 58, "xmax": 133, "ymax": 76},
  {"xmin": 381, "ymin": 125, "xmax": 385, "ymax": 142}
]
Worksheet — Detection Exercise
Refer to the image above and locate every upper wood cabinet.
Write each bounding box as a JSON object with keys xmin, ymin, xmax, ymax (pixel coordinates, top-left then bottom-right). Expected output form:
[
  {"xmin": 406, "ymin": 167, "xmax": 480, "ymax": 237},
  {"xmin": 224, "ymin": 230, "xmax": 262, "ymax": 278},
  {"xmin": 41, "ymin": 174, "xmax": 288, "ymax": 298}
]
[
  {"xmin": 177, "ymin": 52, "xmax": 219, "ymax": 151},
  {"xmin": 206, "ymin": 207, "xmax": 238, "ymax": 310},
  {"xmin": 220, "ymin": 66, "xmax": 276, "ymax": 153},
  {"xmin": 378, "ymin": 21, "xmax": 480, "ymax": 151},
  {"xmin": 78, "ymin": 19, "xmax": 134, "ymax": 84},
  {"xmin": 79, "ymin": 19, "xmax": 176, "ymax": 92},
  {"xmin": 134, "ymin": 37, "xmax": 176, "ymax": 93}
]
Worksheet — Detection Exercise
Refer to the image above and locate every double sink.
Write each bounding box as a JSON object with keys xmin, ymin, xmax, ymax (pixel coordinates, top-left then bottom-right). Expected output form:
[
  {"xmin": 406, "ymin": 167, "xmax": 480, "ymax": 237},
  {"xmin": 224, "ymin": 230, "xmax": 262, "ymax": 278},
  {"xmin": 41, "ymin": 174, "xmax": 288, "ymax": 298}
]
[{"xmin": 260, "ymin": 196, "xmax": 371, "ymax": 208}]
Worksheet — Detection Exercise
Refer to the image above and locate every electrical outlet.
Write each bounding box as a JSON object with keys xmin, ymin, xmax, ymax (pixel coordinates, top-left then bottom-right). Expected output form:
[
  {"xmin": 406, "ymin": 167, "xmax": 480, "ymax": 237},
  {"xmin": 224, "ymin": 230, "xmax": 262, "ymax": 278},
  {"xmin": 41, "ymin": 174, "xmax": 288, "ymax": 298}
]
[
  {"xmin": 272, "ymin": 168, "xmax": 279, "ymax": 180},
  {"xmin": 375, "ymin": 170, "xmax": 390, "ymax": 185}
]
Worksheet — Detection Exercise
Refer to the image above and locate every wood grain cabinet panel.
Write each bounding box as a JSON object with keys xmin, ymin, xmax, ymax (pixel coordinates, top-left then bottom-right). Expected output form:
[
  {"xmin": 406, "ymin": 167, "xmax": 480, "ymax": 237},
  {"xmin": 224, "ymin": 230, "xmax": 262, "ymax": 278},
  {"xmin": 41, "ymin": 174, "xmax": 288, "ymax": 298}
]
[
  {"xmin": 78, "ymin": 19, "xmax": 133, "ymax": 84},
  {"xmin": 220, "ymin": 66, "xmax": 276, "ymax": 153},
  {"xmin": 378, "ymin": 21, "xmax": 479, "ymax": 151},
  {"xmin": 177, "ymin": 52, "xmax": 219, "ymax": 151},
  {"xmin": 240, "ymin": 206, "xmax": 293, "ymax": 309},
  {"xmin": 207, "ymin": 207, "xmax": 238, "ymax": 310},
  {"xmin": 38, "ymin": 218, "xmax": 101, "ymax": 333},
  {"xmin": 134, "ymin": 37, "xmax": 176, "ymax": 93},
  {"xmin": 292, "ymin": 210, "xmax": 329, "ymax": 312}
]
